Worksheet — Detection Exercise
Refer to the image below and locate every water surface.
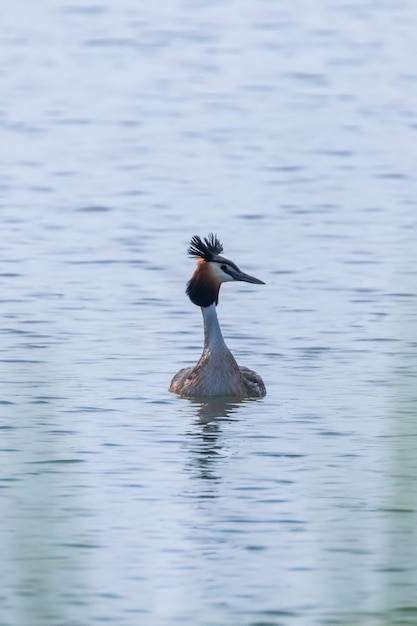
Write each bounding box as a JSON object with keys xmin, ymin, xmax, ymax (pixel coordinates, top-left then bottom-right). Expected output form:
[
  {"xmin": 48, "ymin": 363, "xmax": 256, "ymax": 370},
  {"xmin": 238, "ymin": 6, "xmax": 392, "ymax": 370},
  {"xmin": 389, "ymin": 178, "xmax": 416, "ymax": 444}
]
[{"xmin": 1, "ymin": 1, "xmax": 417, "ymax": 624}]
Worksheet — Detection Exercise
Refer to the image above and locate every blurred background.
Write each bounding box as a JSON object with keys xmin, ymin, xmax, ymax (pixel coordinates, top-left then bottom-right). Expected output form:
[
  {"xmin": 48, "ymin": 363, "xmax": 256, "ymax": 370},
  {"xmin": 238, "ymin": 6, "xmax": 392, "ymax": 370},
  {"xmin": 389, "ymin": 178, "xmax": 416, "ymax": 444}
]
[{"xmin": 1, "ymin": 1, "xmax": 417, "ymax": 624}]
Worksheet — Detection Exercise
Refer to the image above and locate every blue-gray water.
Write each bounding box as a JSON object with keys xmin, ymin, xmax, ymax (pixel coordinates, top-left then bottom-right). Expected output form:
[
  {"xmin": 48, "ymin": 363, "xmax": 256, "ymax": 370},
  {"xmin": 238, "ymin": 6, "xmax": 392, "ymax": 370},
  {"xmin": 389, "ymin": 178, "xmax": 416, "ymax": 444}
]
[{"xmin": 1, "ymin": 1, "xmax": 417, "ymax": 625}]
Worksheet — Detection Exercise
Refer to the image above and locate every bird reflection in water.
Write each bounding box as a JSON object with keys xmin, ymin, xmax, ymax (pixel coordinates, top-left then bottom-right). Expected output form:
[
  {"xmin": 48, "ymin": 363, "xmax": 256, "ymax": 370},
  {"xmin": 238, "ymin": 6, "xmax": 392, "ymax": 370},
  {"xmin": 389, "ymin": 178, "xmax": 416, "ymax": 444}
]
[
  {"xmin": 185, "ymin": 397, "xmax": 259, "ymax": 483},
  {"xmin": 190, "ymin": 396, "xmax": 248, "ymax": 423}
]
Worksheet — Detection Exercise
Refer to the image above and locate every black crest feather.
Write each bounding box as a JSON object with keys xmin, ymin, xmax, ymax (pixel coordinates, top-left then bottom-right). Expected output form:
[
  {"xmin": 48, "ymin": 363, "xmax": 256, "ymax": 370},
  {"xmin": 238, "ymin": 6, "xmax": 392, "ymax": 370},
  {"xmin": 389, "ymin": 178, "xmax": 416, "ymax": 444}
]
[{"xmin": 188, "ymin": 233, "xmax": 223, "ymax": 261}]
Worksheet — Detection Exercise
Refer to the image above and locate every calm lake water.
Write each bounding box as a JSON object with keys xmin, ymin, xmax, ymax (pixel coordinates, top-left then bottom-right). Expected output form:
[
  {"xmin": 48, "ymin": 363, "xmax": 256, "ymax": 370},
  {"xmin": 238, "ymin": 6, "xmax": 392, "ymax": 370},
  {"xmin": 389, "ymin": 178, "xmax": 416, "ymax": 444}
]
[{"xmin": 2, "ymin": 1, "xmax": 417, "ymax": 625}]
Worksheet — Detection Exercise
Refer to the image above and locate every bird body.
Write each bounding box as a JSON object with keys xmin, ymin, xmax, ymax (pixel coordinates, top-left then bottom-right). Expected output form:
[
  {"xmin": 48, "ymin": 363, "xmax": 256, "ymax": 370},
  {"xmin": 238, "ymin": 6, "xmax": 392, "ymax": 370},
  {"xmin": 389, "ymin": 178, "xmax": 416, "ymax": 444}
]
[{"xmin": 169, "ymin": 234, "xmax": 266, "ymax": 398}]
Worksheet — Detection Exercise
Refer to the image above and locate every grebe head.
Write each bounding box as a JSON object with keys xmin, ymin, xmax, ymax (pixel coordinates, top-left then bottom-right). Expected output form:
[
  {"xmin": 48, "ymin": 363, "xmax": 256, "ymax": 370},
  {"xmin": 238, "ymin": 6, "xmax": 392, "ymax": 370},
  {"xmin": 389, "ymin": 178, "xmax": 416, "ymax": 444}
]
[{"xmin": 185, "ymin": 233, "xmax": 265, "ymax": 307}]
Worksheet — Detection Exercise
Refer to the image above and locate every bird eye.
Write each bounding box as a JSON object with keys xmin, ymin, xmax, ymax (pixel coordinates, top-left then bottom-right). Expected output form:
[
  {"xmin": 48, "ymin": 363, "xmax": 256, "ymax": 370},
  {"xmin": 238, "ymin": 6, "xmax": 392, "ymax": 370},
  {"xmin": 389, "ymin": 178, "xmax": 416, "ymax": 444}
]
[{"xmin": 221, "ymin": 265, "xmax": 227, "ymax": 271}]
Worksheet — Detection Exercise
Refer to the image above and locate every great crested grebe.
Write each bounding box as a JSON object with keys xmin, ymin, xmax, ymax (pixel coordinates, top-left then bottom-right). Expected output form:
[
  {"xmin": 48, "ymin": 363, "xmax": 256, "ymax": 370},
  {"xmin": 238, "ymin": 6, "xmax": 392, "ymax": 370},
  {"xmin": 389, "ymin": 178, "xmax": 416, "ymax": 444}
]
[{"xmin": 169, "ymin": 233, "xmax": 266, "ymax": 398}]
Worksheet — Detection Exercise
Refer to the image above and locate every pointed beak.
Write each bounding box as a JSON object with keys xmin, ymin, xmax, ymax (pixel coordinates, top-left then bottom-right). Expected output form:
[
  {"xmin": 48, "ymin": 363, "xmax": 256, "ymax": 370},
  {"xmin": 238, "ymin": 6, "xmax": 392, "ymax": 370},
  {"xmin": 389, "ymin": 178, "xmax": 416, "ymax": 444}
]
[{"xmin": 228, "ymin": 269, "xmax": 265, "ymax": 285}]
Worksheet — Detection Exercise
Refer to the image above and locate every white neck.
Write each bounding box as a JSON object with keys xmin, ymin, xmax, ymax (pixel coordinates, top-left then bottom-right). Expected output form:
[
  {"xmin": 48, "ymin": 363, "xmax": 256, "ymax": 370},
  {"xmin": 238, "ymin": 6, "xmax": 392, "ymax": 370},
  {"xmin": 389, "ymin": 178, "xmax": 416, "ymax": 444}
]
[
  {"xmin": 191, "ymin": 303, "xmax": 243, "ymax": 396},
  {"xmin": 201, "ymin": 304, "xmax": 229, "ymax": 355}
]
